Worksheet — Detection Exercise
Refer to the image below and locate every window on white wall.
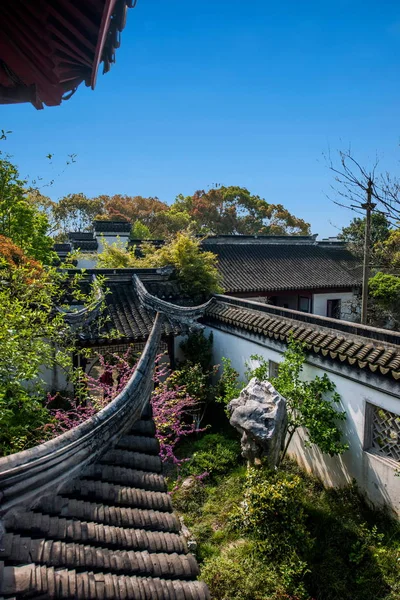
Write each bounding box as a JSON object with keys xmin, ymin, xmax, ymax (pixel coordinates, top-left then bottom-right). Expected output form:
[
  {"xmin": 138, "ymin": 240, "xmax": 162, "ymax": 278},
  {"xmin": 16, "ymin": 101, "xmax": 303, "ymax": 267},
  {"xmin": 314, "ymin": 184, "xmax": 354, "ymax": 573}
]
[
  {"xmin": 269, "ymin": 360, "xmax": 280, "ymax": 379},
  {"xmin": 364, "ymin": 403, "xmax": 400, "ymax": 463}
]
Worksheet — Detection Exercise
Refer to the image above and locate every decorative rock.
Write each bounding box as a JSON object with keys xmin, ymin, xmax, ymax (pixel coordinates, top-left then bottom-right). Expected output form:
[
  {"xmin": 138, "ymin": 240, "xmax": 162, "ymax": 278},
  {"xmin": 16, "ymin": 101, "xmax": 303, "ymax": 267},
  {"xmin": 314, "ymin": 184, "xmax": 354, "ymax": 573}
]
[{"xmin": 228, "ymin": 378, "xmax": 287, "ymax": 468}]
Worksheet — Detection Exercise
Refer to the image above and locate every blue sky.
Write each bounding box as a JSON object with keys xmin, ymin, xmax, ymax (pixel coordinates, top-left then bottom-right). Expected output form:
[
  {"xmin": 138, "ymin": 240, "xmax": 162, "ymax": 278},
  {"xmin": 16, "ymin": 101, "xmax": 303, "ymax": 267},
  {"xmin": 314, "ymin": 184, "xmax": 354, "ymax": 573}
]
[{"xmin": 2, "ymin": 0, "xmax": 400, "ymax": 237}]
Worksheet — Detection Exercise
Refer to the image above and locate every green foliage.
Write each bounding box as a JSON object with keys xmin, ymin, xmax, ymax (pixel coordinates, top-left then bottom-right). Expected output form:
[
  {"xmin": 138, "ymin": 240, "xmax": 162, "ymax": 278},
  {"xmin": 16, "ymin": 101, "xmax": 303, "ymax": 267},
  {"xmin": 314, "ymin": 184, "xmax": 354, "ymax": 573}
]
[
  {"xmin": 215, "ymin": 357, "xmax": 244, "ymax": 407},
  {"xmin": 171, "ymin": 435, "xmax": 400, "ymax": 600},
  {"xmin": 201, "ymin": 540, "xmax": 308, "ymax": 600},
  {"xmin": 169, "ymin": 362, "xmax": 211, "ymax": 406},
  {"xmin": 171, "ymin": 331, "xmax": 217, "ymax": 427},
  {"xmin": 180, "ymin": 433, "xmax": 242, "ymax": 479},
  {"xmin": 147, "ymin": 232, "xmax": 223, "ymax": 299},
  {"xmin": 272, "ymin": 337, "xmax": 348, "ymax": 458},
  {"xmin": 52, "ymin": 193, "xmax": 104, "ymax": 237},
  {"xmin": 96, "ymin": 232, "xmax": 222, "ymax": 299},
  {"xmin": 244, "ymin": 354, "xmax": 269, "ymax": 381},
  {"xmin": 369, "ymin": 272, "xmax": 400, "ymax": 315},
  {"xmin": 0, "ymin": 157, "xmax": 55, "ymax": 263},
  {"xmin": 174, "ymin": 185, "xmax": 311, "ymax": 236},
  {"xmin": 339, "ymin": 214, "xmax": 391, "ymax": 263},
  {"xmin": 97, "ymin": 187, "xmax": 309, "ymax": 237},
  {"xmin": 374, "ymin": 228, "xmax": 400, "ymax": 269},
  {"xmin": 131, "ymin": 220, "xmax": 152, "ymax": 239},
  {"xmin": 231, "ymin": 468, "xmax": 310, "ymax": 555},
  {"xmin": 172, "ymin": 477, "xmax": 208, "ymax": 515},
  {"xmin": 179, "ymin": 330, "xmax": 214, "ymax": 372},
  {"xmin": 96, "ymin": 238, "xmax": 141, "ymax": 268},
  {"xmin": 0, "ymin": 242, "xmax": 101, "ymax": 455}
]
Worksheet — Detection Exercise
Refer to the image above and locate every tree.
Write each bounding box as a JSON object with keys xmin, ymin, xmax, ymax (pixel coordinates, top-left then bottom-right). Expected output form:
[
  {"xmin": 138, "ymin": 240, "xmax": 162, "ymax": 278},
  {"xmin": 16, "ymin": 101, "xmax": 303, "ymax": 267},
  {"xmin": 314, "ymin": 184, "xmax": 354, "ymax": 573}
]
[
  {"xmin": 96, "ymin": 238, "xmax": 140, "ymax": 268},
  {"xmin": 0, "ymin": 156, "xmax": 55, "ymax": 264},
  {"xmin": 326, "ymin": 148, "xmax": 399, "ymax": 323},
  {"xmin": 369, "ymin": 272, "xmax": 400, "ymax": 327},
  {"xmin": 270, "ymin": 339, "xmax": 348, "ymax": 460},
  {"xmin": 97, "ymin": 194, "xmax": 195, "ymax": 238},
  {"xmin": 241, "ymin": 341, "xmax": 348, "ymax": 463},
  {"xmin": 27, "ymin": 189, "xmax": 59, "ymax": 236},
  {"xmin": 95, "ymin": 232, "xmax": 223, "ymax": 299},
  {"xmin": 173, "ymin": 186, "xmax": 311, "ymax": 235},
  {"xmin": 373, "ymin": 228, "xmax": 400, "ymax": 271},
  {"xmin": 145, "ymin": 232, "xmax": 223, "ymax": 299},
  {"xmin": 149, "ymin": 206, "xmax": 194, "ymax": 237},
  {"xmin": 131, "ymin": 221, "xmax": 152, "ymax": 239},
  {"xmin": 52, "ymin": 193, "xmax": 104, "ymax": 238},
  {"xmin": 0, "ymin": 237, "xmax": 99, "ymax": 454},
  {"xmin": 96, "ymin": 194, "xmax": 167, "ymax": 228},
  {"xmin": 339, "ymin": 214, "xmax": 391, "ymax": 264}
]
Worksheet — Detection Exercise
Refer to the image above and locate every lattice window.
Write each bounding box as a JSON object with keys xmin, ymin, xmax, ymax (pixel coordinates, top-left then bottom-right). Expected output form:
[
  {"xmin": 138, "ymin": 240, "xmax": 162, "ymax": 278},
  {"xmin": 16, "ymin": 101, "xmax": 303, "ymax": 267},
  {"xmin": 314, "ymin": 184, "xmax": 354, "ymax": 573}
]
[
  {"xmin": 269, "ymin": 360, "xmax": 280, "ymax": 379},
  {"xmin": 366, "ymin": 403, "xmax": 400, "ymax": 463}
]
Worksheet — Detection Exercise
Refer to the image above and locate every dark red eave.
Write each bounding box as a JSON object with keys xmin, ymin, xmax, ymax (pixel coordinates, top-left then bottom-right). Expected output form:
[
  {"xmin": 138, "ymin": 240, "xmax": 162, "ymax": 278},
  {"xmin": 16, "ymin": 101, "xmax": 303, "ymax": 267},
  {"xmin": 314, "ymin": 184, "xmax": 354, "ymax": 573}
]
[{"xmin": 0, "ymin": 0, "xmax": 134, "ymax": 109}]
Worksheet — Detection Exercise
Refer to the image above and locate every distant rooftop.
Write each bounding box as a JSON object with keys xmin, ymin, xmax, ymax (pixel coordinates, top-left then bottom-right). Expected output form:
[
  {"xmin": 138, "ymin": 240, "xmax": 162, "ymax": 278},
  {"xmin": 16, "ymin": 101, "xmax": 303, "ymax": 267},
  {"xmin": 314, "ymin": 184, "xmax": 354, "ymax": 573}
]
[
  {"xmin": 53, "ymin": 243, "xmax": 72, "ymax": 253},
  {"xmin": 68, "ymin": 232, "xmax": 96, "ymax": 241},
  {"xmin": 93, "ymin": 220, "xmax": 132, "ymax": 233},
  {"xmin": 205, "ymin": 240, "xmax": 361, "ymax": 293},
  {"xmin": 202, "ymin": 234, "xmax": 318, "ymax": 245}
]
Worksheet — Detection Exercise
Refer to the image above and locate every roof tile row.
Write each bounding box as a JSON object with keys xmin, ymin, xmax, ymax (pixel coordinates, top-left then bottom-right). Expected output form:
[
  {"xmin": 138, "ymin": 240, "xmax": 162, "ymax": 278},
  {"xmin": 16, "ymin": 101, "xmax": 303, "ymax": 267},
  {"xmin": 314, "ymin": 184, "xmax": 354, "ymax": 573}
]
[
  {"xmin": 206, "ymin": 243, "xmax": 361, "ymax": 292},
  {"xmin": 205, "ymin": 300, "xmax": 400, "ymax": 380}
]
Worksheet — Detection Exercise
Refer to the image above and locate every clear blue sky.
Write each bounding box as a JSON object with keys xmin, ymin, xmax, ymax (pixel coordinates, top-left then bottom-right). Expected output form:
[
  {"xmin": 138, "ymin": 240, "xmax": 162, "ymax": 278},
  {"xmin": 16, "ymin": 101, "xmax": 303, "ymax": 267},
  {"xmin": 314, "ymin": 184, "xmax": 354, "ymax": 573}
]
[{"xmin": 2, "ymin": 0, "xmax": 400, "ymax": 237}]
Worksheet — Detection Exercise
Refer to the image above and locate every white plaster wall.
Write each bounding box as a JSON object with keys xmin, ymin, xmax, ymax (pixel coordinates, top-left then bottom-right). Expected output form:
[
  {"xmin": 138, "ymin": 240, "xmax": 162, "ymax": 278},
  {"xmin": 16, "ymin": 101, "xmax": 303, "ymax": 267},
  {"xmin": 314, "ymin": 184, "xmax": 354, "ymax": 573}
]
[
  {"xmin": 312, "ymin": 291, "xmax": 359, "ymax": 321},
  {"xmin": 200, "ymin": 325, "xmax": 400, "ymax": 515},
  {"xmin": 76, "ymin": 256, "xmax": 97, "ymax": 269},
  {"xmin": 39, "ymin": 361, "xmax": 72, "ymax": 393}
]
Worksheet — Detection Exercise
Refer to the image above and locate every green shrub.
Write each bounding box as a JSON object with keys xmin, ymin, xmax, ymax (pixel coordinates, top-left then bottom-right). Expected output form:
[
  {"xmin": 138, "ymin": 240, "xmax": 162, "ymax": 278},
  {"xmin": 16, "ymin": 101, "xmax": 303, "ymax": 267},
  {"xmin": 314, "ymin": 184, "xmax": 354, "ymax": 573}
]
[
  {"xmin": 231, "ymin": 468, "xmax": 310, "ymax": 556},
  {"xmin": 181, "ymin": 433, "xmax": 242, "ymax": 479},
  {"xmin": 215, "ymin": 357, "xmax": 244, "ymax": 408},
  {"xmin": 179, "ymin": 330, "xmax": 214, "ymax": 371},
  {"xmin": 168, "ymin": 362, "xmax": 211, "ymax": 406},
  {"xmin": 201, "ymin": 540, "xmax": 309, "ymax": 600},
  {"xmin": 172, "ymin": 477, "xmax": 207, "ymax": 515}
]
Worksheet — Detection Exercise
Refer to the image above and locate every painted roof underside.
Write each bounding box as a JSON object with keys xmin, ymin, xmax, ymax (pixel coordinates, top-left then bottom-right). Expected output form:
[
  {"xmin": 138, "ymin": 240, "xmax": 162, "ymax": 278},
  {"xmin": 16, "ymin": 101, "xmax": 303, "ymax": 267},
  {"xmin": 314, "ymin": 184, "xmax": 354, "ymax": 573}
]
[{"xmin": 0, "ymin": 0, "xmax": 134, "ymax": 109}]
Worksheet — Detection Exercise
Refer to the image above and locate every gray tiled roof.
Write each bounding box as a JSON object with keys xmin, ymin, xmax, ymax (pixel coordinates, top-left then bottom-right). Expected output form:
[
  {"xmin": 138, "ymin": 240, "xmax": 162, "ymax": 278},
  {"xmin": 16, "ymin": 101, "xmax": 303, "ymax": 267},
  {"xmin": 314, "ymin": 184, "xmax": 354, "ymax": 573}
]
[
  {"xmin": 1, "ymin": 411, "xmax": 209, "ymax": 599},
  {"xmin": 53, "ymin": 243, "xmax": 72, "ymax": 252},
  {"xmin": 72, "ymin": 240, "xmax": 99, "ymax": 251},
  {"xmin": 82, "ymin": 282, "xmax": 180, "ymax": 344},
  {"xmin": 206, "ymin": 243, "xmax": 361, "ymax": 293},
  {"xmin": 68, "ymin": 232, "xmax": 96, "ymax": 241},
  {"xmin": 204, "ymin": 296, "xmax": 400, "ymax": 380},
  {"xmin": 94, "ymin": 220, "xmax": 131, "ymax": 233}
]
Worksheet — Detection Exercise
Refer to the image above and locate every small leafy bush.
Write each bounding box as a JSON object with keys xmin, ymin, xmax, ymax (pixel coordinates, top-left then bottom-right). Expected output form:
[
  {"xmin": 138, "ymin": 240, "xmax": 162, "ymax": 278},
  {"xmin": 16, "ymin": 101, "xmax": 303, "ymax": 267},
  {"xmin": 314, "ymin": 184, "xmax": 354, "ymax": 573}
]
[
  {"xmin": 231, "ymin": 468, "xmax": 310, "ymax": 556},
  {"xmin": 179, "ymin": 330, "xmax": 214, "ymax": 371},
  {"xmin": 201, "ymin": 540, "xmax": 309, "ymax": 600},
  {"xmin": 244, "ymin": 353, "xmax": 270, "ymax": 382},
  {"xmin": 215, "ymin": 357, "xmax": 244, "ymax": 408},
  {"xmin": 172, "ymin": 477, "xmax": 208, "ymax": 515},
  {"xmin": 181, "ymin": 433, "xmax": 242, "ymax": 479}
]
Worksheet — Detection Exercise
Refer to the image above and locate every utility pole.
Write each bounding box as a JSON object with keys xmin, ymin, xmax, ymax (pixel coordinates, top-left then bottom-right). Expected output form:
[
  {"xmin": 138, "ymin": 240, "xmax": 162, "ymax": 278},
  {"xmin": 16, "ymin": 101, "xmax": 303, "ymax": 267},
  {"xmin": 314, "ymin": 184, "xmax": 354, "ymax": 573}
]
[{"xmin": 360, "ymin": 179, "xmax": 376, "ymax": 325}]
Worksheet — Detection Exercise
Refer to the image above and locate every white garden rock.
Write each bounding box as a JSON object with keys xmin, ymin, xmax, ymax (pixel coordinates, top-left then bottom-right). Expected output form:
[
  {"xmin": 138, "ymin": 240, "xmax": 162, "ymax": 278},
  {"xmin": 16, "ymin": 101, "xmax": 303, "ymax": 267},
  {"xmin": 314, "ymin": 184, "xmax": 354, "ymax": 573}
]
[{"xmin": 228, "ymin": 378, "xmax": 287, "ymax": 468}]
